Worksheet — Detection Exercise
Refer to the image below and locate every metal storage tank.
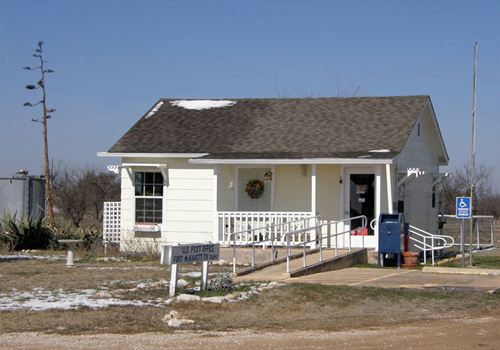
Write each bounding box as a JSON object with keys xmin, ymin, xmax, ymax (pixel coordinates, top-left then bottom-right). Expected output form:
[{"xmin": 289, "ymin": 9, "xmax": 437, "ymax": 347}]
[{"xmin": 0, "ymin": 170, "xmax": 46, "ymax": 220}]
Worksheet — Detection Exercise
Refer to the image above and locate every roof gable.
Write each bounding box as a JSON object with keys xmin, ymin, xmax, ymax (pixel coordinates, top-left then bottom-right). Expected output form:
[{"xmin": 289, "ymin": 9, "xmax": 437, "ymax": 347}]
[{"xmin": 108, "ymin": 96, "xmax": 431, "ymax": 159}]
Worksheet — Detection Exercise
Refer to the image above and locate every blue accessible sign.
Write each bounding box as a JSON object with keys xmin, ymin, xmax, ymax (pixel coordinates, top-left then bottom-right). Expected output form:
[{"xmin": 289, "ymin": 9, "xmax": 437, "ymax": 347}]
[{"xmin": 456, "ymin": 197, "xmax": 472, "ymax": 219}]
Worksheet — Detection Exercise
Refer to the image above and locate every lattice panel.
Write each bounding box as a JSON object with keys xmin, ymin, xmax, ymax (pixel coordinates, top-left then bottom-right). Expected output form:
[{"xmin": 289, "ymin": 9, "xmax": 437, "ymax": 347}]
[{"xmin": 103, "ymin": 201, "xmax": 121, "ymax": 243}]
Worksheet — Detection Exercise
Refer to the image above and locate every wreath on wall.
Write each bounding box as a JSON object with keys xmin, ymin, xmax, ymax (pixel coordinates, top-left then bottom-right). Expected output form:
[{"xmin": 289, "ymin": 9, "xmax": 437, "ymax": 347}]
[{"xmin": 245, "ymin": 179, "xmax": 265, "ymax": 199}]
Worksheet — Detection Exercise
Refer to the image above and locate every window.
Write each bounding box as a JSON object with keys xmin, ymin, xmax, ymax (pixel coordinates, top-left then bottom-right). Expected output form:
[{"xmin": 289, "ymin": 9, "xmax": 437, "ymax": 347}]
[{"xmin": 134, "ymin": 172, "xmax": 163, "ymax": 224}]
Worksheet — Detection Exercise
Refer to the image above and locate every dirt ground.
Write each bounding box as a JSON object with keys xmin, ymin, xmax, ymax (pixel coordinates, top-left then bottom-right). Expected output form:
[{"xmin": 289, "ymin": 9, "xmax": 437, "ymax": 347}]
[{"xmin": 1, "ymin": 315, "xmax": 499, "ymax": 350}]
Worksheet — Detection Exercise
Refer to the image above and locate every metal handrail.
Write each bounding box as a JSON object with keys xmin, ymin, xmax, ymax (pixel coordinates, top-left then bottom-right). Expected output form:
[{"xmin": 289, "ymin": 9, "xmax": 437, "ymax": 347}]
[
  {"xmin": 438, "ymin": 214, "xmax": 496, "ymax": 248},
  {"xmin": 228, "ymin": 215, "xmax": 320, "ymax": 240},
  {"xmin": 408, "ymin": 225, "xmax": 455, "ymax": 266},
  {"xmin": 230, "ymin": 215, "xmax": 319, "ymax": 273},
  {"xmin": 285, "ymin": 215, "xmax": 368, "ymax": 273},
  {"xmin": 439, "ymin": 214, "xmax": 494, "ymax": 219}
]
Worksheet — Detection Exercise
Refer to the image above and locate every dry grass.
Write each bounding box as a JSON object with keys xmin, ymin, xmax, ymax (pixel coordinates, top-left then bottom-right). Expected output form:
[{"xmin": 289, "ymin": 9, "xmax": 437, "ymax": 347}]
[
  {"xmin": 1, "ymin": 256, "xmax": 499, "ymax": 336},
  {"xmin": 1, "ymin": 284, "xmax": 498, "ymax": 335},
  {"xmin": 0, "ymin": 258, "xmax": 229, "ymax": 292}
]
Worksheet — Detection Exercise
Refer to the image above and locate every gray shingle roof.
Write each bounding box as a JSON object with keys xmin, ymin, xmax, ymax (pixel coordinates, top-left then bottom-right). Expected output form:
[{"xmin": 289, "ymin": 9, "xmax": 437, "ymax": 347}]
[{"xmin": 108, "ymin": 96, "xmax": 429, "ymax": 159}]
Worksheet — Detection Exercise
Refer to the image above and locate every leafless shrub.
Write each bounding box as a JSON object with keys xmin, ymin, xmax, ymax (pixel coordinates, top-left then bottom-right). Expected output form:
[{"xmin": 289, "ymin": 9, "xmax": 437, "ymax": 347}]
[
  {"xmin": 120, "ymin": 237, "xmax": 161, "ymax": 261},
  {"xmin": 51, "ymin": 163, "xmax": 120, "ymax": 230},
  {"xmin": 442, "ymin": 163, "xmax": 498, "ymax": 217}
]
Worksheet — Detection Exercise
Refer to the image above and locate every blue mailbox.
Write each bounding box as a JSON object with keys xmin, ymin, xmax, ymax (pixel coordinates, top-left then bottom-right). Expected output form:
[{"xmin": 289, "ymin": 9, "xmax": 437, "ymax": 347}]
[{"xmin": 378, "ymin": 213, "xmax": 405, "ymax": 268}]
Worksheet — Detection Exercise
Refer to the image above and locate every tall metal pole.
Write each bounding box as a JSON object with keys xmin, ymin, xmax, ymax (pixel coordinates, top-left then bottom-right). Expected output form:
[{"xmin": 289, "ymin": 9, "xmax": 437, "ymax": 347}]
[
  {"xmin": 461, "ymin": 219, "xmax": 465, "ymax": 268},
  {"xmin": 469, "ymin": 42, "xmax": 478, "ymax": 267}
]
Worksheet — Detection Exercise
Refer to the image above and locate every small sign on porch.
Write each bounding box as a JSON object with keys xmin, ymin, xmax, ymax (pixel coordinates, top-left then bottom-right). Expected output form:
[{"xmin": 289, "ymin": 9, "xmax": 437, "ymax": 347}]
[{"xmin": 161, "ymin": 243, "xmax": 220, "ymax": 297}]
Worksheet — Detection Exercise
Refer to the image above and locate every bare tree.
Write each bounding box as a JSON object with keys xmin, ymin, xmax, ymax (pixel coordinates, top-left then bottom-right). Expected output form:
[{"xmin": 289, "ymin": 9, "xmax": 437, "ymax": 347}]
[
  {"xmin": 442, "ymin": 163, "xmax": 495, "ymax": 215},
  {"xmin": 52, "ymin": 165, "xmax": 120, "ymax": 229},
  {"xmin": 23, "ymin": 41, "xmax": 56, "ymax": 226}
]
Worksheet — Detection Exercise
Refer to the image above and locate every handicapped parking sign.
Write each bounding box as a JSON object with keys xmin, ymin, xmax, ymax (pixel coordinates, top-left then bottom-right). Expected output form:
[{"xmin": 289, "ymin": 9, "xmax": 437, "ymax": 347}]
[{"xmin": 456, "ymin": 197, "xmax": 471, "ymax": 219}]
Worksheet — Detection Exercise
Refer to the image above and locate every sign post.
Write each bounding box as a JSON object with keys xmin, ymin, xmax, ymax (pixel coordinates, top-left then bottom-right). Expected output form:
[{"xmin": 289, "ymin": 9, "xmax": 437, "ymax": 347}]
[
  {"xmin": 161, "ymin": 243, "xmax": 220, "ymax": 297},
  {"xmin": 456, "ymin": 197, "xmax": 472, "ymax": 268}
]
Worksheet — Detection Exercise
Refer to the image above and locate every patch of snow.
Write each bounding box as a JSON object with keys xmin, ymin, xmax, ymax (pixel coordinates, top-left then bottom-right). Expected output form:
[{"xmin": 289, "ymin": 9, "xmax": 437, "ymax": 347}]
[
  {"xmin": 0, "ymin": 255, "xmax": 63, "ymax": 262},
  {"xmin": 368, "ymin": 149, "xmax": 391, "ymax": 153},
  {"xmin": 0, "ymin": 288, "xmax": 159, "ymax": 311},
  {"xmin": 84, "ymin": 266, "xmax": 163, "ymax": 271},
  {"xmin": 170, "ymin": 100, "xmax": 236, "ymax": 110},
  {"xmin": 145, "ymin": 101, "xmax": 164, "ymax": 118},
  {"xmin": 181, "ymin": 271, "xmax": 201, "ymax": 278}
]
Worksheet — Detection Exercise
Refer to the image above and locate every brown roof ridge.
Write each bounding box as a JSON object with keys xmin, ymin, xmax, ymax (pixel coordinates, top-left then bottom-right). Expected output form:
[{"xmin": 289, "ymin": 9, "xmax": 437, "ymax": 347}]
[{"xmin": 158, "ymin": 95, "xmax": 430, "ymax": 102}]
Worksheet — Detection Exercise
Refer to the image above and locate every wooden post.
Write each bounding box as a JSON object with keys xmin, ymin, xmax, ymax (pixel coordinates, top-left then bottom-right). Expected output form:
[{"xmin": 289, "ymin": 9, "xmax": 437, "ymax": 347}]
[
  {"xmin": 169, "ymin": 263, "xmax": 178, "ymax": 297},
  {"xmin": 201, "ymin": 260, "xmax": 209, "ymax": 291},
  {"xmin": 213, "ymin": 166, "xmax": 219, "ymax": 243},
  {"xmin": 311, "ymin": 164, "xmax": 317, "ymax": 248},
  {"xmin": 375, "ymin": 164, "xmax": 382, "ymax": 252},
  {"xmin": 385, "ymin": 163, "xmax": 393, "ymax": 214}
]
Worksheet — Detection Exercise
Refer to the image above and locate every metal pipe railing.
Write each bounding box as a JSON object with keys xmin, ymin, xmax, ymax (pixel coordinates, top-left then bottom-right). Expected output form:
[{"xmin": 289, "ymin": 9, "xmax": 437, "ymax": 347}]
[
  {"xmin": 438, "ymin": 214, "xmax": 496, "ymax": 248},
  {"xmin": 408, "ymin": 225, "xmax": 455, "ymax": 266},
  {"xmin": 230, "ymin": 215, "xmax": 319, "ymax": 274},
  {"xmin": 285, "ymin": 215, "xmax": 367, "ymax": 274}
]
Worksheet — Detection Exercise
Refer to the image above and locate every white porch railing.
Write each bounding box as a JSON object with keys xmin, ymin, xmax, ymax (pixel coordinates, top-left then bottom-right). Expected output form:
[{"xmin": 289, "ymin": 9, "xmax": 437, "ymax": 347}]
[
  {"xmin": 408, "ymin": 225, "xmax": 454, "ymax": 266},
  {"xmin": 218, "ymin": 211, "xmax": 314, "ymax": 245}
]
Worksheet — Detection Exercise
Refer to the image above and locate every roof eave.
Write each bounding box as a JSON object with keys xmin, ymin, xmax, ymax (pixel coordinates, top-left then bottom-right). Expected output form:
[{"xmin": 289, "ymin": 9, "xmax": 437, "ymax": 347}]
[
  {"xmin": 97, "ymin": 152, "xmax": 209, "ymax": 158},
  {"xmin": 189, "ymin": 158, "xmax": 393, "ymax": 165}
]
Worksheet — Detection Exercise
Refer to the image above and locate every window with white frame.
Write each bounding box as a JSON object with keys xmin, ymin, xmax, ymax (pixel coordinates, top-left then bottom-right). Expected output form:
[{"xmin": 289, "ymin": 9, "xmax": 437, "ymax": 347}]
[{"xmin": 134, "ymin": 172, "xmax": 163, "ymax": 224}]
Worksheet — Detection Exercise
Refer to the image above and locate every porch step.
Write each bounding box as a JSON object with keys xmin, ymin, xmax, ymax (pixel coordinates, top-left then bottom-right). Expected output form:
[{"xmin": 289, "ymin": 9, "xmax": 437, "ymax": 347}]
[{"xmin": 235, "ymin": 248, "xmax": 367, "ymax": 282}]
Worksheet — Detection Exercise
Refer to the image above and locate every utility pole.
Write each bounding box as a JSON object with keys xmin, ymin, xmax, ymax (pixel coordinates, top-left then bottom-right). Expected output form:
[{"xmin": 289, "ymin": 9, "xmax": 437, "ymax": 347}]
[{"xmin": 469, "ymin": 42, "xmax": 478, "ymax": 267}]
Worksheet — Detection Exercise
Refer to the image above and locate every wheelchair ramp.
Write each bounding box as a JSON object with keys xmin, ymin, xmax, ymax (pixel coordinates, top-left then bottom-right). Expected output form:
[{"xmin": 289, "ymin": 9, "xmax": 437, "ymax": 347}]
[{"xmin": 235, "ymin": 248, "xmax": 367, "ymax": 281}]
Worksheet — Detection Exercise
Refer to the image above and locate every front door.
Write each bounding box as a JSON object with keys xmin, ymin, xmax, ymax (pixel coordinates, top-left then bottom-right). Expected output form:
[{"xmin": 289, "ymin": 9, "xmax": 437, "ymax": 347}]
[{"xmin": 344, "ymin": 168, "xmax": 376, "ymax": 248}]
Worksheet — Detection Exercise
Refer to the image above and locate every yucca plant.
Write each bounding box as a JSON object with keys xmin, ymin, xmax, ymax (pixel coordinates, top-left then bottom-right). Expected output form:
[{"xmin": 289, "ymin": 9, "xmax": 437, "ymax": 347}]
[
  {"xmin": 1, "ymin": 214, "xmax": 57, "ymax": 250},
  {"xmin": 0, "ymin": 218, "xmax": 16, "ymax": 250},
  {"xmin": 54, "ymin": 219, "xmax": 102, "ymax": 253}
]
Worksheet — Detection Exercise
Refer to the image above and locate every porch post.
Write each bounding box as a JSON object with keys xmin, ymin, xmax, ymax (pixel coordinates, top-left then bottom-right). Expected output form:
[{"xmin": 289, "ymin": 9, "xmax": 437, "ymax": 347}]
[
  {"xmin": 212, "ymin": 166, "xmax": 219, "ymax": 243},
  {"xmin": 375, "ymin": 164, "xmax": 382, "ymax": 252},
  {"xmin": 386, "ymin": 163, "xmax": 393, "ymax": 214},
  {"xmin": 311, "ymin": 164, "xmax": 317, "ymax": 248},
  {"xmin": 311, "ymin": 164, "xmax": 317, "ymax": 216}
]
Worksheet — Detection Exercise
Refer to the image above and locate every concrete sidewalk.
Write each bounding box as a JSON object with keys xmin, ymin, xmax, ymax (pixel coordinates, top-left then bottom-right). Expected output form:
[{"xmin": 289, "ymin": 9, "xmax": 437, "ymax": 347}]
[{"xmin": 285, "ymin": 267, "xmax": 500, "ymax": 293}]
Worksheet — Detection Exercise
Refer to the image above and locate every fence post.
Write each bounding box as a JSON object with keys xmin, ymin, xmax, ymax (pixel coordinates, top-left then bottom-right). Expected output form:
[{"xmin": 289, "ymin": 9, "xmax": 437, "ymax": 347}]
[
  {"xmin": 271, "ymin": 230, "xmax": 275, "ymax": 261},
  {"xmin": 327, "ymin": 223, "xmax": 331, "ymax": 248},
  {"xmin": 286, "ymin": 236, "xmax": 290, "ymax": 274},
  {"xmin": 303, "ymin": 239, "xmax": 306, "ymax": 268},
  {"xmin": 335, "ymin": 222, "xmax": 338, "ymax": 257},
  {"xmin": 491, "ymin": 218, "xmax": 495, "ymax": 247},
  {"xmin": 431, "ymin": 237, "xmax": 435, "ymax": 266},
  {"xmin": 423, "ymin": 237, "xmax": 427, "ymax": 265},
  {"xmin": 476, "ymin": 219, "xmax": 480, "ymax": 250},
  {"xmin": 348, "ymin": 228, "xmax": 352, "ymax": 252},
  {"xmin": 252, "ymin": 240, "xmax": 255, "ymax": 267},
  {"xmin": 319, "ymin": 229, "xmax": 323, "ymax": 263},
  {"xmin": 232, "ymin": 233, "xmax": 236, "ymax": 274}
]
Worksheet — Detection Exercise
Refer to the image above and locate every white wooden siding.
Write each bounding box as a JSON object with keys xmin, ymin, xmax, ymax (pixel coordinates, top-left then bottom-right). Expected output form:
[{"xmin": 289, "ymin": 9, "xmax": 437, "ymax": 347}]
[
  {"xmin": 395, "ymin": 103, "xmax": 442, "ymax": 233},
  {"xmin": 119, "ymin": 158, "xmax": 215, "ymax": 250},
  {"xmin": 163, "ymin": 164, "xmax": 214, "ymax": 243}
]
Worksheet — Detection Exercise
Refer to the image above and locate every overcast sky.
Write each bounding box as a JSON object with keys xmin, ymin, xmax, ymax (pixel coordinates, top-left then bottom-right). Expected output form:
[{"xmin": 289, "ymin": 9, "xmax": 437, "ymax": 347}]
[{"xmin": 0, "ymin": 0, "xmax": 499, "ymax": 190}]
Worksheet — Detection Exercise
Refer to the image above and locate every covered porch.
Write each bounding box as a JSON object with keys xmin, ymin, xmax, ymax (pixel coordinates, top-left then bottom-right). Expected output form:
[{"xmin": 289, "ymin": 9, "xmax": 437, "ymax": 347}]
[{"xmin": 199, "ymin": 159, "xmax": 396, "ymax": 250}]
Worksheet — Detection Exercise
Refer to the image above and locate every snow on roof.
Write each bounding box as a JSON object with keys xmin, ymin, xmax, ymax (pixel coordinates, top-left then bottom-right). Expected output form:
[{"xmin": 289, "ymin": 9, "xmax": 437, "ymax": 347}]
[
  {"xmin": 170, "ymin": 100, "xmax": 236, "ymax": 110},
  {"xmin": 368, "ymin": 149, "xmax": 391, "ymax": 153},
  {"xmin": 145, "ymin": 101, "xmax": 164, "ymax": 118}
]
